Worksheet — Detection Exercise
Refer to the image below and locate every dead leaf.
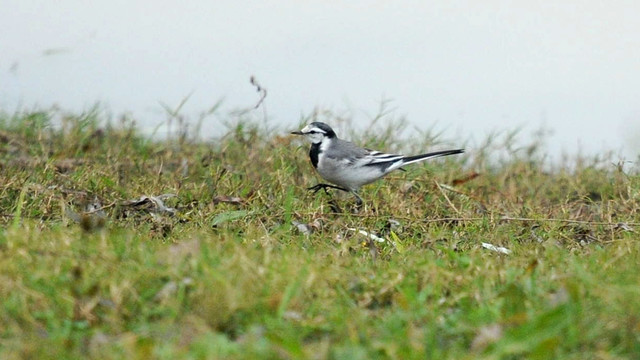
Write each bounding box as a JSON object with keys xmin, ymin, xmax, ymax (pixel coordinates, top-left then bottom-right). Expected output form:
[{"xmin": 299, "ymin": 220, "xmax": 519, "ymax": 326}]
[
  {"xmin": 400, "ymin": 181, "xmax": 415, "ymax": 193},
  {"xmin": 526, "ymin": 259, "xmax": 539, "ymax": 274},
  {"xmin": 350, "ymin": 228, "xmax": 386, "ymax": 243},
  {"xmin": 121, "ymin": 194, "xmax": 177, "ymax": 215},
  {"xmin": 212, "ymin": 195, "xmax": 245, "ymax": 205},
  {"xmin": 471, "ymin": 324, "xmax": 503, "ymax": 351},
  {"xmin": 452, "ymin": 172, "xmax": 480, "ymax": 186},
  {"xmin": 168, "ymin": 239, "xmax": 201, "ymax": 260},
  {"xmin": 64, "ymin": 196, "xmax": 107, "ymax": 232},
  {"xmin": 55, "ymin": 158, "xmax": 85, "ymax": 173},
  {"xmin": 292, "ymin": 220, "xmax": 313, "ymax": 235},
  {"xmin": 282, "ymin": 311, "xmax": 302, "ymax": 321},
  {"xmin": 154, "ymin": 278, "xmax": 194, "ymax": 302},
  {"xmin": 481, "ymin": 242, "xmax": 512, "ymax": 254},
  {"xmin": 615, "ymin": 222, "xmax": 634, "ymax": 233}
]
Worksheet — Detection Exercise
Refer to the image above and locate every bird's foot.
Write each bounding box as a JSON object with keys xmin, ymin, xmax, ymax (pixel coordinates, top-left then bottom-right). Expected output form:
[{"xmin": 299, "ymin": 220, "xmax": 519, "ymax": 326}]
[
  {"xmin": 307, "ymin": 184, "xmax": 364, "ymax": 213},
  {"xmin": 307, "ymin": 183, "xmax": 348, "ymax": 195},
  {"xmin": 351, "ymin": 192, "xmax": 364, "ymax": 213}
]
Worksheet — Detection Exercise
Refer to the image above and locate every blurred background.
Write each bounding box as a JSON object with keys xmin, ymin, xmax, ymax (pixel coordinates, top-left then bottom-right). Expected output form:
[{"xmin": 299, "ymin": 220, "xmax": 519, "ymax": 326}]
[{"xmin": 1, "ymin": 1, "xmax": 639, "ymax": 160}]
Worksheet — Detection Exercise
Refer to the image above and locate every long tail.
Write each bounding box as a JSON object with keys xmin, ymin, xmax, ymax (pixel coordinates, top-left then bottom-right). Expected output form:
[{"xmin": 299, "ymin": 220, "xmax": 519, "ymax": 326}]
[{"xmin": 401, "ymin": 149, "xmax": 464, "ymax": 166}]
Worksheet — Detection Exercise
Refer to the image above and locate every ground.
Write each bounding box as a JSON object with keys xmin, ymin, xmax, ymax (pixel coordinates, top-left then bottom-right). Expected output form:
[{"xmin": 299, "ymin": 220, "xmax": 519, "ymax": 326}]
[{"xmin": 0, "ymin": 108, "xmax": 639, "ymax": 359}]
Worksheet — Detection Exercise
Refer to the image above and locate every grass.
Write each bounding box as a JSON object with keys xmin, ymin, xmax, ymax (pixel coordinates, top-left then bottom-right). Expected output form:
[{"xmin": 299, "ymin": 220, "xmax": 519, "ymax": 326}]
[{"xmin": 0, "ymin": 106, "xmax": 639, "ymax": 359}]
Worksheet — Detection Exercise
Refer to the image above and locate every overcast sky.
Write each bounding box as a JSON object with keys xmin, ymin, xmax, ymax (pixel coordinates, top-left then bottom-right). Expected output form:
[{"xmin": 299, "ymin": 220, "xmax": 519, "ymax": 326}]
[{"xmin": 1, "ymin": 1, "xmax": 639, "ymax": 159}]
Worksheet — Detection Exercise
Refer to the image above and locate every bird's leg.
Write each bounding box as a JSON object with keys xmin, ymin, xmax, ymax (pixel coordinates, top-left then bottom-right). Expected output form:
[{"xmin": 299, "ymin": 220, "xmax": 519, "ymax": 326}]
[
  {"xmin": 307, "ymin": 183, "xmax": 349, "ymax": 195},
  {"xmin": 351, "ymin": 191, "xmax": 364, "ymax": 211},
  {"xmin": 351, "ymin": 191, "xmax": 363, "ymax": 206}
]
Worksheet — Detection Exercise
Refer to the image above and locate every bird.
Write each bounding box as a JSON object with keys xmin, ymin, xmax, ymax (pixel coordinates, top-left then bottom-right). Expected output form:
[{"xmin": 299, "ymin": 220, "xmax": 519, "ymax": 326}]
[{"xmin": 291, "ymin": 121, "xmax": 464, "ymax": 205}]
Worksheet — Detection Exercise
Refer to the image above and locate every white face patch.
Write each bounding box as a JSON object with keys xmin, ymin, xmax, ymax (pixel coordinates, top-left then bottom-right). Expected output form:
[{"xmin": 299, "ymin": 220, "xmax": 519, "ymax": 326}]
[{"xmin": 301, "ymin": 125, "xmax": 326, "ymax": 144}]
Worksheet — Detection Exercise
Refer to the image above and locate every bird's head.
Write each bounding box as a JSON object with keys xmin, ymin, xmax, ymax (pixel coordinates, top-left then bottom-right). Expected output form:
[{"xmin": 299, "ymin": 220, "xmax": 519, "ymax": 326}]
[{"xmin": 291, "ymin": 122, "xmax": 337, "ymax": 144}]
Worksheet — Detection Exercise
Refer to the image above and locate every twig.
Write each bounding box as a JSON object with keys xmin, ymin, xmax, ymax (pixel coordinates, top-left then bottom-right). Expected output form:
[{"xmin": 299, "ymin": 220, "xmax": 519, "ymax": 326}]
[
  {"xmin": 435, "ymin": 181, "xmax": 460, "ymax": 215},
  {"xmin": 437, "ymin": 182, "xmax": 486, "ymax": 205},
  {"xmin": 422, "ymin": 217, "xmax": 483, "ymax": 223},
  {"xmin": 250, "ymin": 76, "xmax": 267, "ymax": 109},
  {"xmin": 497, "ymin": 216, "xmax": 639, "ymax": 227},
  {"xmin": 424, "ymin": 216, "xmax": 640, "ymax": 227},
  {"xmin": 291, "ymin": 211, "xmax": 640, "ymax": 227}
]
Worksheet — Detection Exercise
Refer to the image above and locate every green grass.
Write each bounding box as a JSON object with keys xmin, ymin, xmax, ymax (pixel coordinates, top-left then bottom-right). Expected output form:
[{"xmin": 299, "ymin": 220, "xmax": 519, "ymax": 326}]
[{"xmin": 1, "ymin": 107, "xmax": 639, "ymax": 359}]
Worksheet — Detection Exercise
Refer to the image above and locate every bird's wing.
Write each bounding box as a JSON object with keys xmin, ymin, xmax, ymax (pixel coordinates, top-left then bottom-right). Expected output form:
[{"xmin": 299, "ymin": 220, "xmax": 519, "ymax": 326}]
[
  {"xmin": 325, "ymin": 139, "xmax": 405, "ymax": 168},
  {"xmin": 362, "ymin": 150, "xmax": 405, "ymax": 165},
  {"xmin": 324, "ymin": 139, "xmax": 369, "ymax": 163}
]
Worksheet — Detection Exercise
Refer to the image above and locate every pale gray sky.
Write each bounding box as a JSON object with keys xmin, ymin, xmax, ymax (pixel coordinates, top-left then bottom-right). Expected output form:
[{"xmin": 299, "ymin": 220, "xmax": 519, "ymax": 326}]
[{"xmin": 1, "ymin": 1, "xmax": 639, "ymax": 159}]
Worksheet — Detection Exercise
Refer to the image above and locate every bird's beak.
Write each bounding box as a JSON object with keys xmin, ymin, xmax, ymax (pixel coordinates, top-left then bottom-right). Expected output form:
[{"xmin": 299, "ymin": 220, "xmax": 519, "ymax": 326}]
[{"xmin": 290, "ymin": 130, "xmax": 304, "ymax": 135}]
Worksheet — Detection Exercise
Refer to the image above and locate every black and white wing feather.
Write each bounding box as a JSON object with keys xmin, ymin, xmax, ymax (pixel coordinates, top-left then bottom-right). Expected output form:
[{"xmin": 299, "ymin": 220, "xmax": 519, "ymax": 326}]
[{"xmin": 361, "ymin": 148, "xmax": 465, "ymax": 174}]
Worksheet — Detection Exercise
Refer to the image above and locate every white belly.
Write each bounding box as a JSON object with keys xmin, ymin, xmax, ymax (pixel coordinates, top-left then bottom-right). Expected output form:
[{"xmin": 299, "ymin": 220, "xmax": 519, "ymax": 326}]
[{"xmin": 316, "ymin": 156, "xmax": 387, "ymax": 191}]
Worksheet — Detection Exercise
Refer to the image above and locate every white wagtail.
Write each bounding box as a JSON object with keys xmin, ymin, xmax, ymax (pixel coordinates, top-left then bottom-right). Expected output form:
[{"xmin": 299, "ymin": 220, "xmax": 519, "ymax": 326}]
[{"xmin": 291, "ymin": 122, "xmax": 464, "ymax": 205}]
